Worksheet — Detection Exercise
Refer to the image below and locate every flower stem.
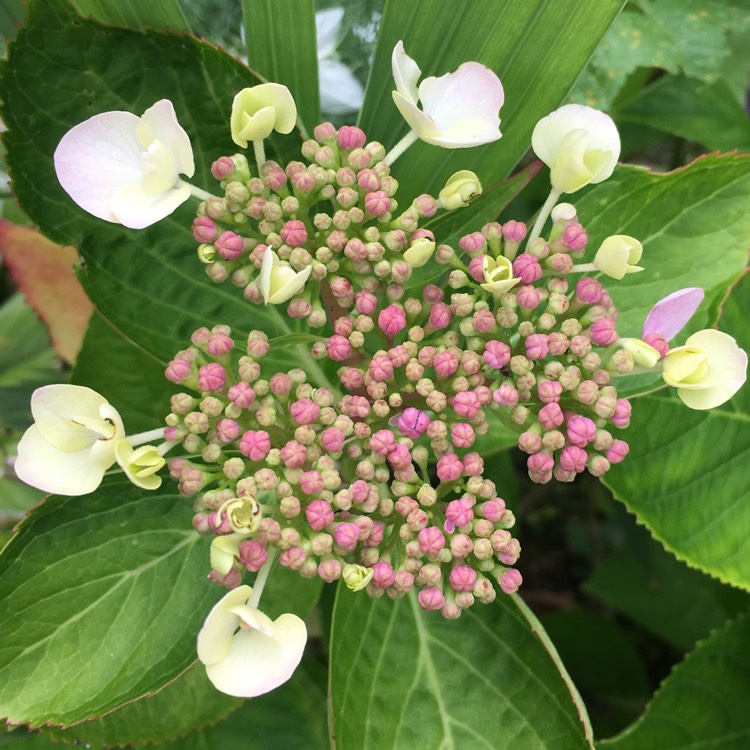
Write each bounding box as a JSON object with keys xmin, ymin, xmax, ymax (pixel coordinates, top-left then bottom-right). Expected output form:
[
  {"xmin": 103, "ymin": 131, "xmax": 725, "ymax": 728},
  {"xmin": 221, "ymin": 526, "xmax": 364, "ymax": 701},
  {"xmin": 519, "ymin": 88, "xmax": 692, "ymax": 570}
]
[
  {"xmin": 526, "ymin": 187, "xmax": 561, "ymax": 247},
  {"xmin": 253, "ymin": 139, "xmax": 267, "ymax": 171},
  {"xmin": 384, "ymin": 129, "xmax": 419, "ymax": 166},
  {"xmin": 569, "ymin": 263, "xmax": 597, "ymax": 274},
  {"xmin": 247, "ymin": 546, "xmax": 278, "ymax": 609},
  {"xmin": 127, "ymin": 427, "xmax": 166, "ymax": 446},
  {"xmin": 186, "ymin": 183, "xmax": 217, "ymax": 202}
]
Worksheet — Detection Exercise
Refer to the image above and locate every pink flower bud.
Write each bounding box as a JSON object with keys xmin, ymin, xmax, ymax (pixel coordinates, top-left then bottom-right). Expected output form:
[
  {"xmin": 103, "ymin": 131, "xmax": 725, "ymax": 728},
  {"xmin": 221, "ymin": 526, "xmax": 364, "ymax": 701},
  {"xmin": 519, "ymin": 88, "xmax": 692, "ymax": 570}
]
[
  {"xmin": 206, "ymin": 331, "xmax": 234, "ymax": 357},
  {"xmin": 451, "ymin": 423, "xmax": 475, "ymax": 449},
  {"xmin": 517, "ymin": 286, "xmax": 542, "ymax": 310},
  {"xmin": 466, "ymin": 255, "xmax": 486, "ymax": 282},
  {"xmin": 338, "ymin": 125, "xmax": 367, "ymax": 150},
  {"xmin": 417, "ymin": 526, "xmax": 446, "ymax": 556},
  {"xmin": 300, "ymin": 470, "xmax": 324, "ymax": 495},
  {"xmin": 215, "ymin": 418, "xmax": 240, "ymax": 443},
  {"xmin": 513, "ymin": 253, "xmax": 543, "ymax": 284},
  {"xmin": 493, "ymin": 383, "xmax": 519, "ymax": 407},
  {"xmin": 436, "ymin": 453, "xmax": 463, "ymax": 482},
  {"xmin": 537, "ymin": 380, "xmax": 563, "ymax": 404},
  {"xmin": 445, "ymin": 497, "xmax": 474, "ymax": 530},
  {"xmin": 576, "ymin": 277, "xmax": 603, "ymax": 305},
  {"xmin": 414, "ymin": 194, "xmax": 438, "ymax": 217},
  {"xmin": 239, "ymin": 429, "xmax": 271, "ymax": 461},
  {"xmin": 612, "ymin": 399, "xmax": 632, "ymax": 428},
  {"xmin": 427, "ymin": 302, "xmax": 451, "ymax": 329},
  {"xmin": 483, "ymin": 340, "xmax": 511, "ymax": 369},
  {"xmin": 369, "ymin": 355, "xmax": 394, "ymax": 382},
  {"xmin": 387, "ymin": 443, "xmax": 412, "ymax": 469},
  {"xmin": 499, "ymin": 568, "xmax": 523, "ymax": 595},
  {"xmin": 449, "ymin": 565, "xmax": 477, "ymax": 593},
  {"xmin": 590, "ymin": 318, "xmax": 618, "ymax": 346},
  {"xmin": 192, "ymin": 216, "xmax": 218, "ymax": 243},
  {"xmin": 458, "ymin": 232, "xmax": 486, "ymax": 255},
  {"xmin": 643, "ymin": 332, "xmax": 669, "ymax": 357},
  {"xmin": 566, "ymin": 415, "xmax": 597, "ymax": 447},
  {"xmin": 165, "ymin": 357, "xmax": 192, "ymax": 383},
  {"xmin": 562, "ymin": 222, "xmax": 588, "ymax": 251},
  {"xmin": 211, "ymin": 156, "xmax": 235, "ymax": 180},
  {"xmin": 378, "ymin": 305, "xmax": 406, "ymax": 336},
  {"xmin": 306, "ymin": 499, "xmax": 335, "ymax": 531},
  {"xmin": 215, "ymin": 231, "xmax": 244, "ymax": 260},
  {"xmin": 527, "ymin": 451, "xmax": 554, "ymax": 479},
  {"xmin": 397, "ymin": 407, "xmax": 431, "ymax": 439},
  {"xmin": 371, "ymin": 561, "xmax": 396, "ymax": 588},
  {"xmin": 453, "ymin": 391, "xmax": 481, "ymax": 419},
  {"xmin": 606, "ymin": 439, "xmax": 629, "ymax": 464},
  {"xmin": 364, "ymin": 190, "xmax": 391, "ymax": 216},
  {"xmin": 290, "ymin": 397, "xmax": 321, "ymax": 425},
  {"xmin": 418, "ymin": 587, "xmax": 445, "ymax": 611},
  {"xmin": 280, "ymin": 440, "xmax": 307, "ymax": 469},
  {"xmin": 538, "ymin": 402, "xmax": 564, "ymax": 431},
  {"xmin": 502, "ymin": 220, "xmax": 527, "ymax": 243},
  {"xmin": 197, "ymin": 363, "xmax": 226, "ymax": 392},
  {"xmin": 238, "ymin": 540, "xmax": 268, "ymax": 572},
  {"xmin": 325, "ymin": 334, "xmax": 351, "ymax": 362},
  {"xmin": 525, "ymin": 333, "xmax": 549, "ymax": 361},
  {"xmin": 280, "ymin": 220, "xmax": 308, "ymax": 247},
  {"xmin": 559, "ymin": 445, "xmax": 588, "ymax": 473},
  {"xmin": 481, "ymin": 498, "xmax": 507, "ymax": 522},
  {"xmin": 334, "ymin": 522, "xmax": 360, "ymax": 550}
]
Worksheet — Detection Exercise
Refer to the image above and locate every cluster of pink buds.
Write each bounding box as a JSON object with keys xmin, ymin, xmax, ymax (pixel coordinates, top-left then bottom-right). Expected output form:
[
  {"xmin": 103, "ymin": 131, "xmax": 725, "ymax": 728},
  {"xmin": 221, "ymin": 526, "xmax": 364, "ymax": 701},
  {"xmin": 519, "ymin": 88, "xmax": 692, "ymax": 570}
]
[
  {"xmin": 164, "ymin": 326, "xmax": 522, "ymax": 618},
  {"xmin": 193, "ymin": 123, "xmax": 445, "ymax": 322}
]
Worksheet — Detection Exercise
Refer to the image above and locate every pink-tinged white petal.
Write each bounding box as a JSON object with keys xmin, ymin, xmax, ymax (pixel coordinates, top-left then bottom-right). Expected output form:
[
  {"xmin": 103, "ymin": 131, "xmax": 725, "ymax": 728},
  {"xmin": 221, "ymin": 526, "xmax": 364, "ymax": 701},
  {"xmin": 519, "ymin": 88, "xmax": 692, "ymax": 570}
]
[
  {"xmin": 392, "ymin": 41, "xmax": 421, "ymax": 105},
  {"xmin": 418, "ymin": 63, "xmax": 503, "ymax": 135},
  {"xmin": 54, "ymin": 111, "xmax": 143, "ymax": 223},
  {"xmin": 642, "ymin": 287, "xmax": 704, "ymax": 342},
  {"xmin": 391, "ymin": 91, "xmax": 441, "ymax": 140},
  {"xmin": 198, "ymin": 586, "xmax": 307, "ymax": 698}
]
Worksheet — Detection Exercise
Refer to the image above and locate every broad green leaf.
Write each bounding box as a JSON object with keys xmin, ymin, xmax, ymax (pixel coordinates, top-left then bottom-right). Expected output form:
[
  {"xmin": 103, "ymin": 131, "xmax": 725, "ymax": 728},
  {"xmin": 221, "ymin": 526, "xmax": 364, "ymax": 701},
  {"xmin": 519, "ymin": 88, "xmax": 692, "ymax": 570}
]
[
  {"xmin": 0, "ymin": 0, "xmax": 328, "ymax": 382},
  {"xmin": 600, "ymin": 609, "xmax": 750, "ymax": 750},
  {"xmin": 0, "ymin": 478, "xmax": 219, "ymax": 726},
  {"xmin": 243, "ymin": 0, "xmax": 319, "ymax": 136},
  {"xmin": 584, "ymin": 518, "xmax": 750, "ymax": 650},
  {"xmin": 603, "ymin": 271, "xmax": 750, "ymax": 589},
  {"xmin": 72, "ymin": 312, "xmax": 178, "ymax": 434},
  {"xmin": 329, "ymin": 588, "xmax": 593, "ymax": 750},
  {"xmin": 575, "ymin": 154, "xmax": 750, "ymax": 339},
  {"xmin": 262, "ymin": 563, "xmax": 323, "ymax": 621},
  {"xmin": 3, "ymin": 659, "xmax": 328, "ymax": 749},
  {"xmin": 570, "ymin": 0, "xmax": 750, "ymax": 109},
  {"xmin": 41, "ymin": 663, "xmax": 241, "ymax": 747},
  {"xmin": 0, "ymin": 295, "xmax": 62, "ymax": 431},
  {"xmin": 616, "ymin": 75, "xmax": 750, "ymax": 153},
  {"xmin": 541, "ymin": 607, "xmax": 649, "ymax": 738},
  {"xmin": 358, "ymin": 0, "xmax": 624, "ymax": 208},
  {"xmin": 73, "ymin": 0, "xmax": 189, "ymax": 30},
  {"xmin": 0, "ymin": 477, "xmax": 43, "ymax": 525}
]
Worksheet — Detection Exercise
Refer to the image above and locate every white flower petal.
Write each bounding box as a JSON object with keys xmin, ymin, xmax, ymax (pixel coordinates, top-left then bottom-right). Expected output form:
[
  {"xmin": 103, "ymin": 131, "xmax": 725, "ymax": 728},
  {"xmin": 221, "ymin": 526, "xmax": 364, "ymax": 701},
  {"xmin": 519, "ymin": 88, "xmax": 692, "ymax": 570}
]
[
  {"xmin": 204, "ymin": 612, "xmax": 307, "ymax": 698},
  {"xmin": 258, "ymin": 247, "xmax": 276, "ymax": 304},
  {"xmin": 138, "ymin": 99, "xmax": 195, "ymax": 177},
  {"xmin": 391, "ymin": 91, "xmax": 441, "ymax": 140},
  {"xmin": 14, "ymin": 425, "xmax": 114, "ymax": 496},
  {"xmin": 54, "ymin": 111, "xmax": 143, "ymax": 222},
  {"xmin": 267, "ymin": 263, "xmax": 313, "ymax": 305},
  {"xmin": 109, "ymin": 182, "xmax": 191, "ymax": 229},
  {"xmin": 392, "ymin": 41, "xmax": 422, "ymax": 105},
  {"xmin": 319, "ymin": 59, "xmax": 364, "ymax": 115},
  {"xmin": 316, "ymin": 7, "xmax": 344, "ymax": 59},
  {"xmin": 197, "ymin": 585, "xmax": 253, "ymax": 665}
]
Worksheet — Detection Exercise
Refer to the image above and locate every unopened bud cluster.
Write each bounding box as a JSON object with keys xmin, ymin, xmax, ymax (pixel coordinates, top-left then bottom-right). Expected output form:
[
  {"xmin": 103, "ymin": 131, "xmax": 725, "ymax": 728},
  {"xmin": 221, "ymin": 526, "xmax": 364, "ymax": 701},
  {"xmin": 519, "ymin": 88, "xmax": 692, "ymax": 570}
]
[{"xmin": 164, "ymin": 326, "xmax": 522, "ymax": 618}]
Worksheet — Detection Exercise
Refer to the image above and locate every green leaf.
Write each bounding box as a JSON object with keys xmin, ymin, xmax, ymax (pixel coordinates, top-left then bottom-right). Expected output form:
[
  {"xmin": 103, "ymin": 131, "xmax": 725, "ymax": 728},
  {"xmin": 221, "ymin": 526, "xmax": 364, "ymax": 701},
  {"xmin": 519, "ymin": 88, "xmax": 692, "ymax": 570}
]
[
  {"xmin": 575, "ymin": 154, "xmax": 750, "ymax": 339},
  {"xmin": 72, "ymin": 0, "xmax": 189, "ymax": 30},
  {"xmin": 616, "ymin": 75, "xmax": 750, "ymax": 153},
  {"xmin": 0, "ymin": 478, "xmax": 220, "ymax": 726},
  {"xmin": 243, "ymin": 0, "xmax": 319, "ymax": 136},
  {"xmin": 584, "ymin": 518, "xmax": 750, "ymax": 650},
  {"xmin": 72, "ymin": 312, "xmax": 179, "ymax": 434},
  {"xmin": 541, "ymin": 607, "xmax": 649, "ymax": 738},
  {"xmin": 329, "ymin": 588, "xmax": 593, "ymax": 749},
  {"xmin": 358, "ymin": 0, "xmax": 624, "ymax": 206},
  {"xmin": 0, "ymin": 478, "xmax": 43, "ymax": 525},
  {"xmin": 0, "ymin": 0, "xmax": 324, "ymax": 380},
  {"xmin": 41, "ymin": 663, "xmax": 241, "ymax": 747},
  {"xmin": 0, "ymin": 295, "xmax": 62, "ymax": 431},
  {"xmin": 603, "ymin": 271, "xmax": 750, "ymax": 589},
  {"xmin": 600, "ymin": 609, "xmax": 750, "ymax": 750}
]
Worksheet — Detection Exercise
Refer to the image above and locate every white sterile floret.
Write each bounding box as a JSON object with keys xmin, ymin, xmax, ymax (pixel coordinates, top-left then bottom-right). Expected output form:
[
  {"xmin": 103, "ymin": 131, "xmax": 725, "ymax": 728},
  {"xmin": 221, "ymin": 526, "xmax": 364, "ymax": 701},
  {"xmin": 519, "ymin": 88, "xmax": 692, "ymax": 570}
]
[{"xmin": 258, "ymin": 249, "xmax": 313, "ymax": 305}]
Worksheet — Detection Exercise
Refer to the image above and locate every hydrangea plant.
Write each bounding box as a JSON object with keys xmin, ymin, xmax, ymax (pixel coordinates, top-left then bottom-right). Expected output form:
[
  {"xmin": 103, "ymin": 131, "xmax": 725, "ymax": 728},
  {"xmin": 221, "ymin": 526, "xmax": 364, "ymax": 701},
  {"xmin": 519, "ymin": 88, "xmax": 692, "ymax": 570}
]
[{"xmin": 0, "ymin": 1, "xmax": 748, "ymax": 748}]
